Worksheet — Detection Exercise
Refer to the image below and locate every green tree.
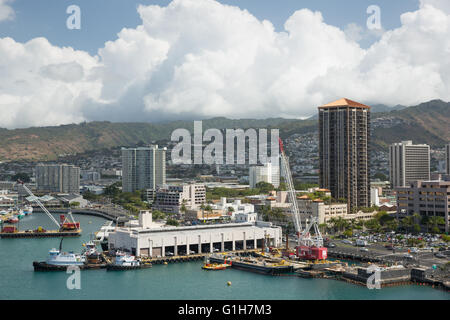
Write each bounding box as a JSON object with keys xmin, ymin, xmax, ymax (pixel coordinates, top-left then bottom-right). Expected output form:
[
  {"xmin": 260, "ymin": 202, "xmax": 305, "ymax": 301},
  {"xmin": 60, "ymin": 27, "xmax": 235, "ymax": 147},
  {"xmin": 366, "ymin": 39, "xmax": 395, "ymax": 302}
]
[
  {"xmin": 255, "ymin": 181, "xmax": 275, "ymax": 193},
  {"xmin": 12, "ymin": 172, "xmax": 31, "ymax": 183},
  {"xmin": 70, "ymin": 201, "xmax": 80, "ymax": 208},
  {"xmin": 166, "ymin": 218, "xmax": 179, "ymax": 226}
]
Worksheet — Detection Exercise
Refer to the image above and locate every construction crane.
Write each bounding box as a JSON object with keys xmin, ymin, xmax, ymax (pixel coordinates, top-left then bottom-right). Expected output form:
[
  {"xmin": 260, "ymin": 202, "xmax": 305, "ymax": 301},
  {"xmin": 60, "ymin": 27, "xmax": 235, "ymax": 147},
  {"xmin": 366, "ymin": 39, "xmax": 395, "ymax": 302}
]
[
  {"xmin": 17, "ymin": 180, "xmax": 80, "ymax": 231},
  {"xmin": 278, "ymin": 139, "xmax": 327, "ymax": 260}
]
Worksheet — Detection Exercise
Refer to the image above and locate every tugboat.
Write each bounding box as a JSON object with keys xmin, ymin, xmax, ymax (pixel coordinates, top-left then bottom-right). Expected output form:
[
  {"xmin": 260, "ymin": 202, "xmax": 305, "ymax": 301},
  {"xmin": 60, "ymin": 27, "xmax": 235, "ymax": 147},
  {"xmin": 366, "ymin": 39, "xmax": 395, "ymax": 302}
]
[
  {"xmin": 202, "ymin": 262, "xmax": 232, "ymax": 270},
  {"xmin": 106, "ymin": 251, "xmax": 152, "ymax": 271},
  {"xmin": 82, "ymin": 238, "xmax": 102, "ymax": 264},
  {"xmin": 202, "ymin": 256, "xmax": 232, "ymax": 270},
  {"xmin": 33, "ymin": 238, "xmax": 86, "ymax": 271}
]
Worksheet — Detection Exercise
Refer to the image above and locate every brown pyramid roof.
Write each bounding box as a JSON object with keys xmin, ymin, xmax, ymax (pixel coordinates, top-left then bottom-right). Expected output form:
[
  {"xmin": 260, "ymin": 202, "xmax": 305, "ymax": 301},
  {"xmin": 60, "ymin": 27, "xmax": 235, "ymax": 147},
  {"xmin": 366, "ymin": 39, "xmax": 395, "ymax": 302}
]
[{"xmin": 319, "ymin": 98, "xmax": 370, "ymax": 109}]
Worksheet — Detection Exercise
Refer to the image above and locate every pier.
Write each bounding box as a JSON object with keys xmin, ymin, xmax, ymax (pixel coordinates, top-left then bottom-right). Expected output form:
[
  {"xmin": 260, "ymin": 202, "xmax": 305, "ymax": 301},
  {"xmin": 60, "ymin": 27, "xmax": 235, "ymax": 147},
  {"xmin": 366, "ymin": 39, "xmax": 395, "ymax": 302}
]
[{"xmin": 137, "ymin": 249, "xmax": 258, "ymax": 265}]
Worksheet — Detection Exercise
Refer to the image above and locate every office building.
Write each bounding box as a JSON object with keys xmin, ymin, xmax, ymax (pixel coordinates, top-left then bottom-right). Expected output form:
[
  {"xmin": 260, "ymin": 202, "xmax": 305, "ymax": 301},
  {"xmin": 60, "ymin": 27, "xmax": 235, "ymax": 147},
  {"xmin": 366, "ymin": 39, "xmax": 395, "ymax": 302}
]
[
  {"xmin": 109, "ymin": 211, "xmax": 281, "ymax": 257},
  {"xmin": 249, "ymin": 162, "xmax": 280, "ymax": 188},
  {"xmin": 152, "ymin": 183, "xmax": 206, "ymax": 214},
  {"xmin": 396, "ymin": 174, "xmax": 450, "ymax": 233},
  {"xmin": 389, "ymin": 141, "xmax": 430, "ymax": 188},
  {"xmin": 36, "ymin": 164, "xmax": 80, "ymax": 194},
  {"xmin": 318, "ymin": 98, "xmax": 370, "ymax": 211},
  {"xmin": 121, "ymin": 145, "xmax": 166, "ymax": 193}
]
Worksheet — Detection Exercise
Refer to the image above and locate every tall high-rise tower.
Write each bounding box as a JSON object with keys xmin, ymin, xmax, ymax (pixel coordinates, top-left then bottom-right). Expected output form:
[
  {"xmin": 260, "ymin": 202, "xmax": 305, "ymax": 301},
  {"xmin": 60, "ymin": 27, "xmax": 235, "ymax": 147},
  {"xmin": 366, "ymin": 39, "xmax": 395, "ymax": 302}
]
[
  {"xmin": 389, "ymin": 140, "xmax": 430, "ymax": 188},
  {"xmin": 318, "ymin": 98, "xmax": 370, "ymax": 211},
  {"xmin": 121, "ymin": 145, "xmax": 166, "ymax": 193}
]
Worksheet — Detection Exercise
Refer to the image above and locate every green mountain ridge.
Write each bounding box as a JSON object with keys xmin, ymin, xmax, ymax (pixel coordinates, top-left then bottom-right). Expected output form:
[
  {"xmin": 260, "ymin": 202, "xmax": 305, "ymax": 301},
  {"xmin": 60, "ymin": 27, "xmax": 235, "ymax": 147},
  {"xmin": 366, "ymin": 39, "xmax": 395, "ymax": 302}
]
[{"xmin": 0, "ymin": 100, "xmax": 448, "ymax": 161}]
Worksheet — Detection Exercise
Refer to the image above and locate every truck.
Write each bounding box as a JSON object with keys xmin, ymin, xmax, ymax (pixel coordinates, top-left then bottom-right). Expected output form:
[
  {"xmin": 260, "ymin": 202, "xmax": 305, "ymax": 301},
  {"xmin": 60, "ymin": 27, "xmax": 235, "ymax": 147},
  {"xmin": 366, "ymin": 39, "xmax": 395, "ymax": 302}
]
[{"xmin": 355, "ymin": 239, "xmax": 368, "ymax": 247}]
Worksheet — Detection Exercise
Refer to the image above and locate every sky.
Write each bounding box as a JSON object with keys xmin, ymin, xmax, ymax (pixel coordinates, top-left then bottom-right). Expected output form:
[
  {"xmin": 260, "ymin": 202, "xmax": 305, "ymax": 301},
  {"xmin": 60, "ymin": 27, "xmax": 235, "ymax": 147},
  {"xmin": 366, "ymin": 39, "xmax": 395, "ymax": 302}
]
[{"xmin": 0, "ymin": 0, "xmax": 449, "ymax": 128}]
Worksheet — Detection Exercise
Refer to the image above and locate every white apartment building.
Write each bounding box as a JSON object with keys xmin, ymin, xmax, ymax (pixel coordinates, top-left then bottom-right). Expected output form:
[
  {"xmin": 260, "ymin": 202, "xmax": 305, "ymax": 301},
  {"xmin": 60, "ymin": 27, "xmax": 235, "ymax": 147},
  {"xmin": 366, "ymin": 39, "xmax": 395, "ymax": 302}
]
[
  {"xmin": 389, "ymin": 141, "xmax": 430, "ymax": 188},
  {"xmin": 152, "ymin": 183, "xmax": 206, "ymax": 214},
  {"xmin": 36, "ymin": 164, "xmax": 80, "ymax": 194},
  {"xmin": 121, "ymin": 145, "xmax": 166, "ymax": 193},
  {"xmin": 249, "ymin": 162, "xmax": 280, "ymax": 188}
]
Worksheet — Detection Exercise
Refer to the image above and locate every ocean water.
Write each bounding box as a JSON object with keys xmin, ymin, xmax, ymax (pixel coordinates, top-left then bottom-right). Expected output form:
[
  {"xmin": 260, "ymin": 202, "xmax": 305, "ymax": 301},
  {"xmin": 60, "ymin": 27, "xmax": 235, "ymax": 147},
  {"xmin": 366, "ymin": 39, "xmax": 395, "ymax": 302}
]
[{"xmin": 0, "ymin": 213, "xmax": 448, "ymax": 300}]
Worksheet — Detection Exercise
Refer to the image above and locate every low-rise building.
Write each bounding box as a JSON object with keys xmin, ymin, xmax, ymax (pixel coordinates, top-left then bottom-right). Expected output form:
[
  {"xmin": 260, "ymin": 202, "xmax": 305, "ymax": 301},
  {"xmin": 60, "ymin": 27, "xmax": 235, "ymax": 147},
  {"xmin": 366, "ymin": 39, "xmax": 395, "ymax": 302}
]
[
  {"xmin": 396, "ymin": 174, "xmax": 450, "ymax": 233},
  {"xmin": 152, "ymin": 183, "xmax": 206, "ymax": 214},
  {"xmin": 109, "ymin": 211, "xmax": 282, "ymax": 257}
]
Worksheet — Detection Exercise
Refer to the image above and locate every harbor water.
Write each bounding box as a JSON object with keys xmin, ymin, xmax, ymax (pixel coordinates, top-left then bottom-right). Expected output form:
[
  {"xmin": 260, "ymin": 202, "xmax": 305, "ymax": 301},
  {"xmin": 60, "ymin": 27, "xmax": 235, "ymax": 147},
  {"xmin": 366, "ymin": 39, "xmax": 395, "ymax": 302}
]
[{"xmin": 0, "ymin": 213, "xmax": 448, "ymax": 300}]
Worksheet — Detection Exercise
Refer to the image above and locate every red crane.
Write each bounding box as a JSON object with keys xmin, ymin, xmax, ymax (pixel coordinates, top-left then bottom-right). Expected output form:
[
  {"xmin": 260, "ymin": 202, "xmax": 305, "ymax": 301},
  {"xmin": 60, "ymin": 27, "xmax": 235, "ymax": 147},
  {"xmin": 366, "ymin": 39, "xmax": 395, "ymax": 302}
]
[{"xmin": 278, "ymin": 139, "xmax": 327, "ymax": 260}]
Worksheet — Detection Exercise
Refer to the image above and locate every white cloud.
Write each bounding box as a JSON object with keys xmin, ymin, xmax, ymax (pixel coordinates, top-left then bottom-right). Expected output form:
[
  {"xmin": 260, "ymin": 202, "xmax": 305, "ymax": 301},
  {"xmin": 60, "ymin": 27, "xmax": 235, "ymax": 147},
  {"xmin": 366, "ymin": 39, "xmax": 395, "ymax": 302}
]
[
  {"xmin": 420, "ymin": 0, "xmax": 450, "ymax": 13},
  {"xmin": 0, "ymin": 0, "xmax": 14, "ymax": 22},
  {"xmin": 0, "ymin": 0, "xmax": 449, "ymax": 128}
]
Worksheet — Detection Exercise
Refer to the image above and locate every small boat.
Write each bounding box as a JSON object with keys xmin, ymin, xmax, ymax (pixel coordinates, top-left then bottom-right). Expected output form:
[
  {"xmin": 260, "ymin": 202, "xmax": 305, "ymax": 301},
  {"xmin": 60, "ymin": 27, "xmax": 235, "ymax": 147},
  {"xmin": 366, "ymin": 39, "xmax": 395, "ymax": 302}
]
[
  {"xmin": 22, "ymin": 206, "xmax": 33, "ymax": 215},
  {"xmin": 106, "ymin": 251, "xmax": 151, "ymax": 270},
  {"xmin": 16, "ymin": 210, "xmax": 25, "ymax": 219},
  {"xmin": 202, "ymin": 263, "xmax": 231, "ymax": 270},
  {"xmin": 7, "ymin": 216, "xmax": 19, "ymax": 223}
]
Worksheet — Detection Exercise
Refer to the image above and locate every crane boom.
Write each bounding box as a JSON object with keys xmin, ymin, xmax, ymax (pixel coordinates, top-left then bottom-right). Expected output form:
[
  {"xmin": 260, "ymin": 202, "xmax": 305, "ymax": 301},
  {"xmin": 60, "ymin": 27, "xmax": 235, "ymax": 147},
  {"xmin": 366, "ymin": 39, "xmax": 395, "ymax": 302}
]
[
  {"xmin": 278, "ymin": 138, "xmax": 302, "ymax": 245},
  {"xmin": 278, "ymin": 139, "xmax": 326, "ymax": 259},
  {"xmin": 18, "ymin": 181, "xmax": 61, "ymax": 229}
]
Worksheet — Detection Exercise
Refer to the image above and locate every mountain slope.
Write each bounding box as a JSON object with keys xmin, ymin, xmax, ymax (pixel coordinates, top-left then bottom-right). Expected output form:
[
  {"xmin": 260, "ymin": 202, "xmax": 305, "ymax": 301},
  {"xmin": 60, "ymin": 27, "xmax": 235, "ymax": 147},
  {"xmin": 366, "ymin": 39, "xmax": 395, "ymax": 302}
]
[{"xmin": 0, "ymin": 100, "xmax": 448, "ymax": 161}]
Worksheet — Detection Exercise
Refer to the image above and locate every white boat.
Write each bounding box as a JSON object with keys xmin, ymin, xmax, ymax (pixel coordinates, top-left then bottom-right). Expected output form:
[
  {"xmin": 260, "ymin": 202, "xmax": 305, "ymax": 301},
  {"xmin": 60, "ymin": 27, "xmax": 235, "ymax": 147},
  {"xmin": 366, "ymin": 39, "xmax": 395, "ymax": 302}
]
[
  {"xmin": 113, "ymin": 251, "xmax": 140, "ymax": 267},
  {"xmin": 22, "ymin": 206, "xmax": 33, "ymax": 215},
  {"xmin": 0, "ymin": 210, "xmax": 7, "ymax": 216},
  {"xmin": 46, "ymin": 248, "xmax": 86, "ymax": 266}
]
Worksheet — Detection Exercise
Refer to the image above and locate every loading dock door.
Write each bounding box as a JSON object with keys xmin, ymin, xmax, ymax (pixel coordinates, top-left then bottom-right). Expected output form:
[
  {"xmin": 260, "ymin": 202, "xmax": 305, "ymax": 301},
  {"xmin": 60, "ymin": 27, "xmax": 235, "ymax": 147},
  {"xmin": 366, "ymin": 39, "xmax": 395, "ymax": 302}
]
[
  {"xmin": 152, "ymin": 247, "xmax": 162, "ymax": 257},
  {"xmin": 140, "ymin": 248, "xmax": 149, "ymax": 257}
]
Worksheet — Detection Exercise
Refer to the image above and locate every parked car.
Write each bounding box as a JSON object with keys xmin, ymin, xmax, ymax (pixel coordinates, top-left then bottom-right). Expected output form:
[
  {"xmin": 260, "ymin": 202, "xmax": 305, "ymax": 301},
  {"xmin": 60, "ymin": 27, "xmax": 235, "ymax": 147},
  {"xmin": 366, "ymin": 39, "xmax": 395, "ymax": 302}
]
[
  {"xmin": 359, "ymin": 248, "xmax": 369, "ymax": 252},
  {"xmin": 326, "ymin": 243, "xmax": 336, "ymax": 248},
  {"xmin": 434, "ymin": 253, "xmax": 446, "ymax": 259}
]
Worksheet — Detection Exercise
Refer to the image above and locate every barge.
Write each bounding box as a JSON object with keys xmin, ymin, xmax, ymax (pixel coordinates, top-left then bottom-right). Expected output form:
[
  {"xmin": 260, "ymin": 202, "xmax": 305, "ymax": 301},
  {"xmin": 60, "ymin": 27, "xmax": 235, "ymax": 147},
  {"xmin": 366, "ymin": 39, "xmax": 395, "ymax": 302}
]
[
  {"xmin": 209, "ymin": 254, "xmax": 293, "ymax": 275},
  {"xmin": 1, "ymin": 228, "xmax": 82, "ymax": 238}
]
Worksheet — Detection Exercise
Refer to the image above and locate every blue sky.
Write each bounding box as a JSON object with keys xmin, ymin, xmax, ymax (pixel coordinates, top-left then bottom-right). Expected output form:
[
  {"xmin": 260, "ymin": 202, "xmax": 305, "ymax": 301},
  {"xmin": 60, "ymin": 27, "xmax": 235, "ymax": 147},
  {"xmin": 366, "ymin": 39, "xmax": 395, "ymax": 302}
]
[{"xmin": 1, "ymin": 0, "xmax": 421, "ymax": 55}]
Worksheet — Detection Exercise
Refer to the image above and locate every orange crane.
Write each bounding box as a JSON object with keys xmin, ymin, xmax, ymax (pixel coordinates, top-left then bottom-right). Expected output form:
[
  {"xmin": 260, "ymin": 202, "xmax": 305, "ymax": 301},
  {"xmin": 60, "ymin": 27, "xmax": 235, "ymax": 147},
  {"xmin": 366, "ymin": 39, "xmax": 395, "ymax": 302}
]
[{"xmin": 18, "ymin": 180, "xmax": 80, "ymax": 232}]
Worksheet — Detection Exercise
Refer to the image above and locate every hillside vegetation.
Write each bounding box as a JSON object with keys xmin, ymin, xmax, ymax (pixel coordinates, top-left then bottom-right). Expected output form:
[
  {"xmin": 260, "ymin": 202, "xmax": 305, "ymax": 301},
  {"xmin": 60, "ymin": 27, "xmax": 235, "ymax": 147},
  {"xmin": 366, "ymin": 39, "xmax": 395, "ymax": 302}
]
[{"xmin": 0, "ymin": 100, "xmax": 448, "ymax": 161}]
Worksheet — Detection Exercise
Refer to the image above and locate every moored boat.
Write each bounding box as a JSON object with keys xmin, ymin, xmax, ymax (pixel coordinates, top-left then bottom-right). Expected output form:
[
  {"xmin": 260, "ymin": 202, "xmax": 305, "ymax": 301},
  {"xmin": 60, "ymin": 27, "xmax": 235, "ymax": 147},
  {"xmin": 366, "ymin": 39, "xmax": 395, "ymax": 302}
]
[
  {"xmin": 202, "ymin": 262, "xmax": 231, "ymax": 270},
  {"xmin": 22, "ymin": 206, "xmax": 33, "ymax": 215},
  {"xmin": 7, "ymin": 216, "xmax": 19, "ymax": 223},
  {"xmin": 106, "ymin": 251, "xmax": 151, "ymax": 270}
]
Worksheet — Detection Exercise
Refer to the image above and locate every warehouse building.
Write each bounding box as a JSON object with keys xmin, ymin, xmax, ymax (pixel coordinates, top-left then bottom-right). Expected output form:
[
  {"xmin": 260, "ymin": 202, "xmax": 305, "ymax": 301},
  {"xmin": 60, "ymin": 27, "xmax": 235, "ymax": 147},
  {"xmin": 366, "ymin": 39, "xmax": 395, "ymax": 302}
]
[{"xmin": 108, "ymin": 211, "xmax": 282, "ymax": 257}]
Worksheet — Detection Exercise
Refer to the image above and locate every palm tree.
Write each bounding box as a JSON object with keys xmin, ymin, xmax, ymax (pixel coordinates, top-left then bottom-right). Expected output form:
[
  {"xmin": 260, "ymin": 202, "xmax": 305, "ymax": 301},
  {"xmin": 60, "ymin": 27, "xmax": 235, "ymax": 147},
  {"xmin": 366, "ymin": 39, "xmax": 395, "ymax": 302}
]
[
  {"xmin": 227, "ymin": 206, "xmax": 235, "ymax": 217},
  {"xmin": 318, "ymin": 223, "xmax": 328, "ymax": 235},
  {"xmin": 200, "ymin": 203, "xmax": 206, "ymax": 223},
  {"xmin": 205, "ymin": 204, "xmax": 213, "ymax": 222}
]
